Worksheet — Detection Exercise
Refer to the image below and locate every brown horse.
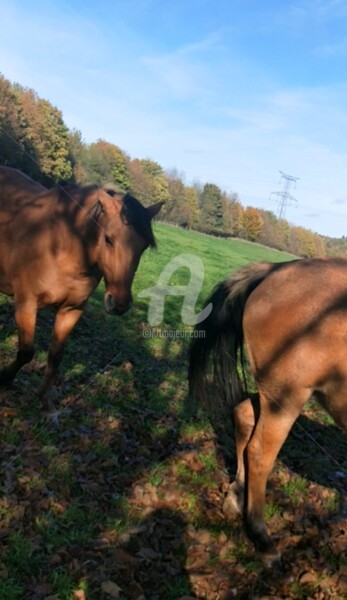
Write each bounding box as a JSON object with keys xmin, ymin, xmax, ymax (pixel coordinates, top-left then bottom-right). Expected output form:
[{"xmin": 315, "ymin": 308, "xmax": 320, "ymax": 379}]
[
  {"xmin": 189, "ymin": 258, "xmax": 347, "ymax": 564},
  {"xmin": 0, "ymin": 166, "xmax": 162, "ymax": 413}
]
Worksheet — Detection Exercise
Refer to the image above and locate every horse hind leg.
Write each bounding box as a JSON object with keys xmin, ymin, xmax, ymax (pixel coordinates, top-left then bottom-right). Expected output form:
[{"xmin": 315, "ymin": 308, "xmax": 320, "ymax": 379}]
[
  {"xmin": 223, "ymin": 396, "xmax": 258, "ymax": 516},
  {"xmin": 0, "ymin": 300, "xmax": 36, "ymax": 386},
  {"xmin": 245, "ymin": 390, "xmax": 303, "ymax": 565}
]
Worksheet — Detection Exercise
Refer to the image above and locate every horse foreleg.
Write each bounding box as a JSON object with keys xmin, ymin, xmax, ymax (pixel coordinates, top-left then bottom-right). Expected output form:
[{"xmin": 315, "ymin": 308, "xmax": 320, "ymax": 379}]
[
  {"xmin": 245, "ymin": 398, "xmax": 301, "ymax": 564},
  {"xmin": 38, "ymin": 306, "xmax": 83, "ymax": 413},
  {"xmin": 0, "ymin": 301, "xmax": 36, "ymax": 385},
  {"xmin": 223, "ymin": 397, "xmax": 258, "ymax": 516}
]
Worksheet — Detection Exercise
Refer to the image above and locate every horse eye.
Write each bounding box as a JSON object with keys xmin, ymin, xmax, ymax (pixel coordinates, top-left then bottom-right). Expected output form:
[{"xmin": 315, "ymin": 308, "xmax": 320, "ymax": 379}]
[{"xmin": 105, "ymin": 234, "xmax": 113, "ymax": 246}]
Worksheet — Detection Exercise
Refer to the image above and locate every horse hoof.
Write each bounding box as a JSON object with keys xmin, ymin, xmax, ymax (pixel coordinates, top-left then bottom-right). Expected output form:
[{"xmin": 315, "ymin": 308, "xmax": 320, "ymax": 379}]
[
  {"xmin": 259, "ymin": 547, "xmax": 282, "ymax": 569},
  {"xmin": 43, "ymin": 409, "xmax": 60, "ymax": 429},
  {"xmin": 223, "ymin": 484, "xmax": 244, "ymax": 517}
]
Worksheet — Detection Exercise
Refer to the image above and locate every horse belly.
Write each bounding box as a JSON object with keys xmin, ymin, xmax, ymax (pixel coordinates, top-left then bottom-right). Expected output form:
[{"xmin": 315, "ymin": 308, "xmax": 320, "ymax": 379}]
[
  {"xmin": 0, "ymin": 274, "xmax": 13, "ymax": 296},
  {"xmin": 245, "ymin": 296, "xmax": 347, "ymax": 421}
]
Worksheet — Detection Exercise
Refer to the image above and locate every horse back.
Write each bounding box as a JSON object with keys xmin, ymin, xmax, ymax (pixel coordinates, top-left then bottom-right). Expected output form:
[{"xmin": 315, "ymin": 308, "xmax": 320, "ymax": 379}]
[
  {"xmin": 243, "ymin": 258, "xmax": 347, "ymax": 419},
  {"xmin": 0, "ymin": 179, "xmax": 101, "ymax": 304},
  {"xmin": 0, "ymin": 166, "xmax": 46, "ymax": 212}
]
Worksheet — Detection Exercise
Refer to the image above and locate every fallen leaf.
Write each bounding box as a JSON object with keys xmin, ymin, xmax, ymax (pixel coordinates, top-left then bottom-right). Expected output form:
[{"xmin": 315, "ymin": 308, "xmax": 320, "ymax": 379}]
[
  {"xmin": 337, "ymin": 567, "xmax": 347, "ymax": 594},
  {"xmin": 101, "ymin": 580, "xmax": 122, "ymax": 598},
  {"xmin": 218, "ymin": 531, "xmax": 228, "ymax": 545},
  {"xmin": 299, "ymin": 571, "xmax": 317, "ymax": 585},
  {"xmin": 0, "ymin": 407, "xmax": 17, "ymax": 417}
]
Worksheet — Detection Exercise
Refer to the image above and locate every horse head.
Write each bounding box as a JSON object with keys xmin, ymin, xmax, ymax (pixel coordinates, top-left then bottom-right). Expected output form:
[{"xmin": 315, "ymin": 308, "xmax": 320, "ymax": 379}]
[{"xmin": 88, "ymin": 188, "xmax": 163, "ymax": 315}]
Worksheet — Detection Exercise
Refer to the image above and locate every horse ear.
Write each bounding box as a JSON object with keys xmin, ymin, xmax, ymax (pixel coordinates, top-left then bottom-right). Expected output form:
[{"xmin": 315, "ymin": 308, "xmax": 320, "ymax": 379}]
[{"xmin": 147, "ymin": 201, "xmax": 164, "ymax": 220}]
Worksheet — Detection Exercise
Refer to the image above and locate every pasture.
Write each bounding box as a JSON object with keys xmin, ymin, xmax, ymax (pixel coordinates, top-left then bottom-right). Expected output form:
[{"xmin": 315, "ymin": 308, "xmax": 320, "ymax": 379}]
[{"xmin": 0, "ymin": 223, "xmax": 346, "ymax": 599}]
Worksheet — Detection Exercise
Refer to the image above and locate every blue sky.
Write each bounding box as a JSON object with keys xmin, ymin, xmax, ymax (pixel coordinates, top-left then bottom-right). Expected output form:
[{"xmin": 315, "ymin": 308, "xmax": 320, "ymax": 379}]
[{"xmin": 1, "ymin": 0, "xmax": 347, "ymax": 237}]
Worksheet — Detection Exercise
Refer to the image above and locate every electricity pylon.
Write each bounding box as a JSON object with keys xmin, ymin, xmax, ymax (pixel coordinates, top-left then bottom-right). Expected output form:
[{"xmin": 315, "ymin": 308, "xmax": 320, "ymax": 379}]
[{"xmin": 271, "ymin": 171, "xmax": 299, "ymax": 219}]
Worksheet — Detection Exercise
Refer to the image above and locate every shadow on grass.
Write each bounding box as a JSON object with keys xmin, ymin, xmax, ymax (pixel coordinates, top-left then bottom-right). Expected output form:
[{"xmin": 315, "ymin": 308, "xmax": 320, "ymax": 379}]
[
  {"xmin": 0, "ymin": 288, "xmax": 346, "ymax": 599},
  {"xmin": 0, "ymin": 287, "xmax": 198, "ymax": 598},
  {"xmin": 117, "ymin": 508, "xmax": 193, "ymax": 598}
]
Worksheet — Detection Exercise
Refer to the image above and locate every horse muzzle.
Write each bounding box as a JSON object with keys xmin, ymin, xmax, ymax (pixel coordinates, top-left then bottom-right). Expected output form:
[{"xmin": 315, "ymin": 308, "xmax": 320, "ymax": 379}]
[{"xmin": 104, "ymin": 291, "xmax": 132, "ymax": 316}]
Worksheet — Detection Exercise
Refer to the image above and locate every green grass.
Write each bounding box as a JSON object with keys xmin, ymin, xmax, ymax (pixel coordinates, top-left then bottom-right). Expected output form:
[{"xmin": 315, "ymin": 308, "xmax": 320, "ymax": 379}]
[
  {"xmin": 50, "ymin": 569, "xmax": 81, "ymax": 600},
  {"xmin": 0, "ymin": 580, "xmax": 24, "ymax": 600},
  {"xmin": 0, "ymin": 223, "xmax": 345, "ymax": 599},
  {"xmin": 264, "ymin": 502, "xmax": 282, "ymax": 519},
  {"xmin": 198, "ymin": 451, "xmax": 219, "ymax": 472},
  {"xmin": 282, "ymin": 474, "xmax": 309, "ymax": 506},
  {"xmin": 165, "ymin": 575, "xmax": 192, "ymax": 598},
  {"xmin": 133, "ymin": 223, "xmax": 295, "ymax": 323}
]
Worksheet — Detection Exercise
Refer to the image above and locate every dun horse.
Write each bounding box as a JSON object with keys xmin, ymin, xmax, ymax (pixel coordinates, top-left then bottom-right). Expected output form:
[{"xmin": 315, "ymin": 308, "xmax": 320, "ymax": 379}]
[
  {"xmin": 0, "ymin": 166, "xmax": 162, "ymax": 415},
  {"xmin": 189, "ymin": 259, "xmax": 347, "ymax": 563}
]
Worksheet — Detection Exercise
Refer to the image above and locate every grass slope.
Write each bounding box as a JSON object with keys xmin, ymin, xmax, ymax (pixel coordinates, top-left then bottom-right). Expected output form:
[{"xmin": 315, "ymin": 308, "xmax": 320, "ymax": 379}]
[{"xmin": 0, "ymin": 223, "xmax": 346, "ymax": 600}]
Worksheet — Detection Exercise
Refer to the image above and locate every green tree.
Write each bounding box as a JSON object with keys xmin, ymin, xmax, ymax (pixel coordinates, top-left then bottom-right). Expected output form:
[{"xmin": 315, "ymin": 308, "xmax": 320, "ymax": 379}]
[
  {"xmin": 275, "ymin": 217, "xmax": 291, "ymax": 251},
  {"xmin": 185, "ymin": 186, "xmax": 200, "ymax": 228},
  {"xmin": 141, "ymin": 159, "xmax": 170, "ymax": 204},
  {"xmin": 129, "ymin": 158, "xmax": 170, "ymax": 206},
  {"xmin": 258, "ymin": 210, "xmax": 290, "ymax": 250},
  {"xmin": 164, "ymin": 172, "xmax": 200, "ymax": 228},
  {"xmin": 128, "ymin": 159, "xmax": 155, "ymax": 205},
  {"xmin": 141, "ymin": 159, "xmax": 163, "ymax": 178},
  {"xmin": 84, "ymin": 140, "xmax": 130, "ymax": 190},
  {"xmin": 16, "ymin": 86, "xmax": 72, "ymax": 182},
  {"xmin": 0, "ymin": 74, "xmax": 29, "ymax": 170},
  {"xmin": 68, "ymin": 129, "xmax": 89, "ymax": 183},
  {"xmin": 165, "ymin": 173, "xmax": 186, "ymax": 222},
  {"xmin": 222, "ymin": 192, "xmax": 244, "ymax": 236},
  {"xmin": 200, "ymin": 183, "xmax": 224, "ymax": 232}
]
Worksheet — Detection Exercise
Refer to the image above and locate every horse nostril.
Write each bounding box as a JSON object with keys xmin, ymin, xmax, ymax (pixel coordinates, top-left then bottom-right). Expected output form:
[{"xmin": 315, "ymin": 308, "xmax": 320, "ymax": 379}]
[
  {"xmin": 104, "ymin": 292, "xmax": 116, "ymax": 314},
  {"xmin": 104, "ymin": 293, "xmax": 132, "ymax": 315}
]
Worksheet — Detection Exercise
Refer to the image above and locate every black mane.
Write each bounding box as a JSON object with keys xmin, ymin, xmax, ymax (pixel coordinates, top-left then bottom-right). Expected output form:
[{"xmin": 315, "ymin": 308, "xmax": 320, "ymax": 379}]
[{"xmin": 120, "ymin": 193, "xmax": 156, "ymax": 248}]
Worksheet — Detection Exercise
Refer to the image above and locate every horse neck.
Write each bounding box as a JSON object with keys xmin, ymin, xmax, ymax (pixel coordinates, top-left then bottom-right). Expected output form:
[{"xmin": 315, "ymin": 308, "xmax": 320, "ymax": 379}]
[{"xmin": 79, "ymin": 192, "xmax": 105, "ymax": 271}]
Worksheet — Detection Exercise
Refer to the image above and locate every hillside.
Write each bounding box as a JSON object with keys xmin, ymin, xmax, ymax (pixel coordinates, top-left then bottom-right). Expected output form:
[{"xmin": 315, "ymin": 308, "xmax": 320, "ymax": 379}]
[{"xmin": 1, "ymin": 72, "xmax": 345, "ymax": 258}]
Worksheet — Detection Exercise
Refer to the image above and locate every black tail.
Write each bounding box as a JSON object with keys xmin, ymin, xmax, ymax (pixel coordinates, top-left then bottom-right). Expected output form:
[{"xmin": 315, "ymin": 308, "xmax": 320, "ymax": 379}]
[{"xmin": 188, "ymin": 262, "xmax": 276, "ymax": 414}]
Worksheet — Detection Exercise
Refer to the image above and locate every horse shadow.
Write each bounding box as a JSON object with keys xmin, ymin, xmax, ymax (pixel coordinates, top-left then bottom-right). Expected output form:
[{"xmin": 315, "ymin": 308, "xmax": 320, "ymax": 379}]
[
  {"xmin": 0, "ymin": 286, "xmax": 199, "ymax": 597},
  {"xmin": 283, "ymin": 413, "xmax": 347, "ymax": 490},
  {"xmin": 113, "ymin": 508, "xmax": 193, "ymax": 598}
]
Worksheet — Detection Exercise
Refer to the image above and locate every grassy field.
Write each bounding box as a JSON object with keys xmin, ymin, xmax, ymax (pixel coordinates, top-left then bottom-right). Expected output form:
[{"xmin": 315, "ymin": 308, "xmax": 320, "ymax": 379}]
[{"xmin": 0, "ymin": 223, "xmax": 346, "ymax": 600}]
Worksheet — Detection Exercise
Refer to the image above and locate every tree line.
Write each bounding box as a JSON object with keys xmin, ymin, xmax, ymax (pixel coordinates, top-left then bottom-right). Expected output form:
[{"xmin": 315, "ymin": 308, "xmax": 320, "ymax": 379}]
[{"xmin": 0, "ymin": 73, "xmax": 345, "ymax": 258}]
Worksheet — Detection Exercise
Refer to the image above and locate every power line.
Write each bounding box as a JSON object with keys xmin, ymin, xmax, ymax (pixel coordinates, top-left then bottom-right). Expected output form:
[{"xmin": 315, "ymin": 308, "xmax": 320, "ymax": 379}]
[{"xmin": 270, "ymin": 170, "xmax": 300, "ymax": 219}]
